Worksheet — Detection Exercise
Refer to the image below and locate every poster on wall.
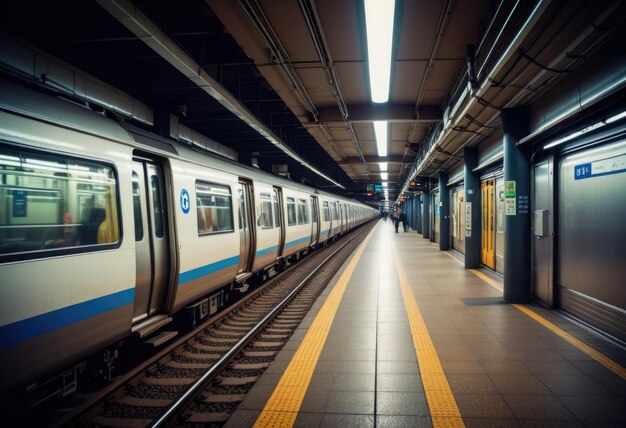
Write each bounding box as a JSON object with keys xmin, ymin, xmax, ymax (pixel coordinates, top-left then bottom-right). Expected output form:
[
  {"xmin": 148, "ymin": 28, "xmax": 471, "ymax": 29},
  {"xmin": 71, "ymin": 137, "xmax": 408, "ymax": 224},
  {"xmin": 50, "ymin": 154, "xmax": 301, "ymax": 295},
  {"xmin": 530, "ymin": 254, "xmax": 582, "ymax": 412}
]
[
  {"xmin": 465, "ymin": 202, "xmax": 471, "ymax": 237},
  {"xmin": 505, "ymin": 197, "xmax": 516, "ymax": 216}
]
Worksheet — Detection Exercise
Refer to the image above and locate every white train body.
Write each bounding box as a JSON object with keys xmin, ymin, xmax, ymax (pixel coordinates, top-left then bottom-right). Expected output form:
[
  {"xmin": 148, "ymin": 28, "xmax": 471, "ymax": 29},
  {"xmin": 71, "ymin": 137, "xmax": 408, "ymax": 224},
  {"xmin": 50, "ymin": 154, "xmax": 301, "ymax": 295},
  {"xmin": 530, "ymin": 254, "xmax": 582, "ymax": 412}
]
[{"xmin": 0, "ymin": 77, "xmax": 377, "ymax": 394}]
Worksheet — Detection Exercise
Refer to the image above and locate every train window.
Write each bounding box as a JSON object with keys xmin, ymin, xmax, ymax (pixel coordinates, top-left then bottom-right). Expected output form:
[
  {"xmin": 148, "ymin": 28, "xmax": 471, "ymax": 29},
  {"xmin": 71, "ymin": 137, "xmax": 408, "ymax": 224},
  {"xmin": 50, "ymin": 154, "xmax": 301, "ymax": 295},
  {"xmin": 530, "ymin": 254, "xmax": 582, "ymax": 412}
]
[
  {"xmin": 196, "ymin": 182, "xmax": 234, "ymax": 234},
  {"xmin": 257, "ymin": 192, "xmax": 273, "ymax": 229},
  {"xmin": 0, "ymin": 145, "xmax": 120, "ymax": 258},
  {"xmin": 297, "ymin": 199, "xmax": 308, "ymax": 225},
  {"xmin": 323, "ymin": 201, "xmax": 330, "ymax": 222},
  {"xmin": 286, "ymin": 197, "xmax": 297, "ymax": 226},
  {"xmin": 151, "ymin": 176, "xmax": 165, "ymax": 238},
  {"xmin": 273, "ymin": 189, "xmax": 280, "ymax": 228},
  {"xmin": 132, "ymin": 172, "xmax": 143, "ymax": 241}
]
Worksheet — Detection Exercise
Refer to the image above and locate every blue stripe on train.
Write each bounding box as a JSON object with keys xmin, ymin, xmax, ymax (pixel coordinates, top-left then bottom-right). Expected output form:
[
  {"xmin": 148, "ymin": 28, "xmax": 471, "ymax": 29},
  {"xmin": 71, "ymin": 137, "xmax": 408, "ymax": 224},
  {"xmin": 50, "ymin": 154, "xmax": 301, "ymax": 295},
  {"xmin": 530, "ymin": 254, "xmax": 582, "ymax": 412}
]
[
  {"xmin": 178, "ymin": 255, "xmax": 240, "ymax": 285},
  {"xmin": 0, "ymin": 288, "xmax": 135, "ymax": 349},
  {"xmin": 256, "ymin": 245, "xmax": 278, "ymax": 257},
  {"xmin": 284, "ymin": 236, "xmax": 310, "ymax": 249}
]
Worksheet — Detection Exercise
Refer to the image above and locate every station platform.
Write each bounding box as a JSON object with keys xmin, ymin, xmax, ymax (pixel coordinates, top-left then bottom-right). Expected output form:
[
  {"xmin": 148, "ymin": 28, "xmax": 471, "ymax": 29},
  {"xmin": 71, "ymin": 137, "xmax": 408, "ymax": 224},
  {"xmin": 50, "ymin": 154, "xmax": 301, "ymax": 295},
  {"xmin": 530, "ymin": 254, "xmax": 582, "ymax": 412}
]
[{"xmin": 226, "ymin": 220, "xmax": 626, "ymax": 427}]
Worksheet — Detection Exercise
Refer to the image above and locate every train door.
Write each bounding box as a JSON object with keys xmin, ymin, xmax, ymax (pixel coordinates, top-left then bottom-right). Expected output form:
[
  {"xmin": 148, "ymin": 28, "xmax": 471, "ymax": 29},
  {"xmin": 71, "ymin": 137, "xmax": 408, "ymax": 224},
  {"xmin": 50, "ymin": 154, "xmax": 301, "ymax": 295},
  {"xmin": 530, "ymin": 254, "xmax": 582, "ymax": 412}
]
[
  {"xmin": 274, "ymin": 187, "xmax": 285, "ymax": 257},
  {"xmin": 495, "ymin": 176, "xmax": 506, "ymax": 274},
  {"xmin": 310, "ymin": 195, "xmax": 319, "ymax": 245},
  {"xmin": 452, "ymin": 188, "xmax": 465, "ymax": 253},
  {"xmin": 237, "ymin": 181, "xmax": 254, "ymax": 275},
  {"xmin": 131, "ymin": 159, "xmax": 170, "ymax": 323},
  {"xmin": 532, "ymin": 159, "xmax": 552, "ymax": 306},
  {"xmin": 481, "ymin": 179, "xmax": 495, "ymax": 269},
  {"xmin": 433, "ymin": 190, "xmax": 440, "ymax": 243}
]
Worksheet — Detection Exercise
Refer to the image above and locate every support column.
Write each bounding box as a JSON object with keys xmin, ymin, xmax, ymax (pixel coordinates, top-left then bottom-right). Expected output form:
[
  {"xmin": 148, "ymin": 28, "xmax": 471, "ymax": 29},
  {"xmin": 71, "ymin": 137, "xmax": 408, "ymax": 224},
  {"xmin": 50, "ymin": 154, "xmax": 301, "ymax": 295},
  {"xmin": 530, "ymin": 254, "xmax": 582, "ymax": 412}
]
[
  {"xmin": 422, "ymin": 190, "xmax": 430, "ymax": 239},
  {"xmin": 464, "ymin": 147, "xmax": 481, "ymax": 268},
  {"xmin": 439, "ymin": 172, "xmax": 450, "ymax": 250},
  {"xmin": 502, "ymin": 108, "xmax": 531, "ymax": 303}
]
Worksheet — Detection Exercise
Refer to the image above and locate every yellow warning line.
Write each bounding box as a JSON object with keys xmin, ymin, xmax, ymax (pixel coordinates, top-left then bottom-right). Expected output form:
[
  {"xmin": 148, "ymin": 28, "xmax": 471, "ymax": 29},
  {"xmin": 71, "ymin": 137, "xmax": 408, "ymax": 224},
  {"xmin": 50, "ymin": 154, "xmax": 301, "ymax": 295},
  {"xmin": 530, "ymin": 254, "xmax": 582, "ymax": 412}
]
[
  {"xmin": 512, "ymin": 304, "xmax": 626, "ymax": 380},
  {"xmin": 443, "ymin": 250, "xmax": 626, "ymax": 380},
  {"xmin": 394, "ymin": 254, "xmax": 465, "ymax": 428},
  {"xmin": 254, "ymin": 224, "xmax": 377, "ymax": 427}
]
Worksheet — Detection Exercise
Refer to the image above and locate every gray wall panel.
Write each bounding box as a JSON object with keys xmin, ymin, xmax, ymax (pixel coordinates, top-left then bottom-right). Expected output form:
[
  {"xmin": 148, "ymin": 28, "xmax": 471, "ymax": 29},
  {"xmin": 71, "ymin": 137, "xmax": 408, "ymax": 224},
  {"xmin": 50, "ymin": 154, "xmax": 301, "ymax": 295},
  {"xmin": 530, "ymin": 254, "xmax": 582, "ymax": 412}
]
[{"xmin": 558, "ymin": 140, "xmax": 626, "ymax": 310}]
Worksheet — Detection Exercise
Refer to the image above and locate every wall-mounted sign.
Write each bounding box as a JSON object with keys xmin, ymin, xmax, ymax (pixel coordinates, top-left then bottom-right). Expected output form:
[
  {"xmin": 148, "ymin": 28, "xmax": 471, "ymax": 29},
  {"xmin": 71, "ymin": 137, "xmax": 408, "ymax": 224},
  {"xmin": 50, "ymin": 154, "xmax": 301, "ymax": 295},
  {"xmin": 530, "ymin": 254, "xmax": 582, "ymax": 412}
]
[
  {"xmin": 575, "ymin": 154, "xmax": 626, "ymax": 180},
  {"xmin": 505, "ymin": 198, "xmax": 516, "ymax": 216},
  {"xmin": 465, "ymin": 202, "xmax": 472, "ymax": 237},
  {"xmin": 505, "ymin": 181, "xmax": 516, "ymax": 198}
]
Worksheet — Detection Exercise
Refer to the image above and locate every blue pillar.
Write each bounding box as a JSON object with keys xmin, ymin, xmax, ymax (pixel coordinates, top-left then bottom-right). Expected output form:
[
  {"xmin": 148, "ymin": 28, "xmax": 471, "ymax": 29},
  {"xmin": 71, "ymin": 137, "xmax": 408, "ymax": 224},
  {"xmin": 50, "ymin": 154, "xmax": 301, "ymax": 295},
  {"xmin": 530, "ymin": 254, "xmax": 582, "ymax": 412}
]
[
  {"xmin": 439, "ymin": 172, "xmax": 450, "ymax": 250},
  {"xmin": 464, "ymin": 147, "xmax": 481, "ymax": 268},
  {"xmin": 422, "ymin": 190, "xmax": 430, "ymax": 239},
  {"xmin": 502, "ymin": 108, "xmax": 531, "ymax": 303}
]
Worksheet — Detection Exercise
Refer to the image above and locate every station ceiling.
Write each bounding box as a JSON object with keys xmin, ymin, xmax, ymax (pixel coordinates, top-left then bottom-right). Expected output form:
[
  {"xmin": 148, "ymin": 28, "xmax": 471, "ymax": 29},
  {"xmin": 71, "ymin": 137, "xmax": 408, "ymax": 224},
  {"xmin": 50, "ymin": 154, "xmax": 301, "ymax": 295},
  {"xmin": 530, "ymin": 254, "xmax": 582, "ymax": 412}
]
[{"xmin": 1, "ymin": 0, "xmax": 623, "ymax": 204}]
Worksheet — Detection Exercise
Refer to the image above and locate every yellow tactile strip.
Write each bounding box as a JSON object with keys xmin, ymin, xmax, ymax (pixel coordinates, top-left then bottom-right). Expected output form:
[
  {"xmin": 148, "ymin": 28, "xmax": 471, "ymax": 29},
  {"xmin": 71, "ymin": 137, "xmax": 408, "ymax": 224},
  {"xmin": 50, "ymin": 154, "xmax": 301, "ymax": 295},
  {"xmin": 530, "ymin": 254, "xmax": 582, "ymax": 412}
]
[
  {"xmin": 394, "ymin": 253, "xmax": 465, "ymax": 428},
  {"xmin": 443, "ymin": 251, "xmax": 626, "ymax": 381},
  {"xmin": 254, "ymin": 225, "xmax": 377, "ymax": 427}
]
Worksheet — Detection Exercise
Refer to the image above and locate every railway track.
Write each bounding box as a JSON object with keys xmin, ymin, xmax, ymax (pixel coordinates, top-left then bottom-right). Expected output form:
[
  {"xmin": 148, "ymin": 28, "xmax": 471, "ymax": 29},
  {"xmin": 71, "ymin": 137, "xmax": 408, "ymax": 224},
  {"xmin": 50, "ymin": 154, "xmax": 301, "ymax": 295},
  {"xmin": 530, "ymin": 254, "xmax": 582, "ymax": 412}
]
[{"xmin": 50, "ymin": 221, "xmax": 375, "ymax": 427}]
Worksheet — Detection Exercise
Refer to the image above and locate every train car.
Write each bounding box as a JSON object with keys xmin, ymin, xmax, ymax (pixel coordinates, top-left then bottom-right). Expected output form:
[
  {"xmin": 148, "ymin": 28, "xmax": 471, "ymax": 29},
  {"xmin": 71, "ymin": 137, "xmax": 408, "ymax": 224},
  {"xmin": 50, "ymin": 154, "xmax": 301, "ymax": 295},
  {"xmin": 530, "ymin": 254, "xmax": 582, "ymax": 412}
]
[{"xmin": 0, "ymin": 76, "xmax": 376, "ymax": 401}]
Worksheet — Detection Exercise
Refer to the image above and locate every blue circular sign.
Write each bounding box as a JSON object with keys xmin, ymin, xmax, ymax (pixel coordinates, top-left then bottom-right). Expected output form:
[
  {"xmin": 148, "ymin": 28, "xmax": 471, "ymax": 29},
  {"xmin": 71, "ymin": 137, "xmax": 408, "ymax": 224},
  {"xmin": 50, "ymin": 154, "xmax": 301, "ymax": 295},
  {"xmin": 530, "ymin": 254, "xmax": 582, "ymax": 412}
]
[{"xmin": 180, "ymin": 189, "xmax": 190, "ymax": 214}]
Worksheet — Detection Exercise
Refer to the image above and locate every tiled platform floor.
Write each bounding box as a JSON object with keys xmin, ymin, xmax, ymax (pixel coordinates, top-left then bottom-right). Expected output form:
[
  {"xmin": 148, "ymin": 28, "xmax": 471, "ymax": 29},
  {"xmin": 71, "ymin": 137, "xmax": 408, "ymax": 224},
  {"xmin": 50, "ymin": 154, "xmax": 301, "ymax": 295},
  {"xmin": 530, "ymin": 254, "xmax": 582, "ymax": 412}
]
[{"xmin": 227, "ymin": 220, "xmax": 626, "ymax": 427}]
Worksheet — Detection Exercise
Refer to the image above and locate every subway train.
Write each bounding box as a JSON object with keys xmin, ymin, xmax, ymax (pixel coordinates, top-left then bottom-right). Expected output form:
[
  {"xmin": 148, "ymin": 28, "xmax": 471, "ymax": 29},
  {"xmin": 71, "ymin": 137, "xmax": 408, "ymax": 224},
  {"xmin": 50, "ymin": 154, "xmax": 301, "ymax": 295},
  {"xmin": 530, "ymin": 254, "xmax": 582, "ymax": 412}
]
[{"xmin": 0, "ymin": 76, "xmax": 377, "ymax": 400}]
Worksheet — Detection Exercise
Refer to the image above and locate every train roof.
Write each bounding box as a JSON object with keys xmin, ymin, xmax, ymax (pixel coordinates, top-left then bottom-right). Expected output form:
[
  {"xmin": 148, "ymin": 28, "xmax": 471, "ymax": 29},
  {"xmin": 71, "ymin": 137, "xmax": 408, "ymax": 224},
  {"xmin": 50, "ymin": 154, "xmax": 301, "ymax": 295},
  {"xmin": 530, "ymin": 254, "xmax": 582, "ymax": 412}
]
[{"xmin": 0, "ymin": 77, "xmax": 371, "ymax": 208}]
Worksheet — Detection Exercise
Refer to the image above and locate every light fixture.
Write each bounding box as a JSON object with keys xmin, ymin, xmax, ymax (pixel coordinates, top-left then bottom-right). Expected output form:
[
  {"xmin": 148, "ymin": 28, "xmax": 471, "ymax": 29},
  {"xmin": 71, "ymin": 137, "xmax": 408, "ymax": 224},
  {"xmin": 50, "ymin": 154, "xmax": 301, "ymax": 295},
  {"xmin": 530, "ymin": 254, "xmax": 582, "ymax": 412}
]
[
  {"xmin": 364, "ymin": 0, "xmax": 395, "ymax": 103},
  {"xmin": 381, "ymin": 172, "xmax": 388, "ymax": 180},
  {"xmin": 374, "ymin": 121, "xmax": 388, "ymax": 157},
  {"xmin": 382, "ymin": 182, "xmax": 388, "ymax": 187},
  {"xmin": 543, "ymin": 121, "xmax": 605, "ymax": 150},
  {"xmin": 606, "ymin": 110, "xmax": 626, "ymax": 124},
  {"xmin": 379, "ymin": 162, "xmax": 388, "ymax": 171}
]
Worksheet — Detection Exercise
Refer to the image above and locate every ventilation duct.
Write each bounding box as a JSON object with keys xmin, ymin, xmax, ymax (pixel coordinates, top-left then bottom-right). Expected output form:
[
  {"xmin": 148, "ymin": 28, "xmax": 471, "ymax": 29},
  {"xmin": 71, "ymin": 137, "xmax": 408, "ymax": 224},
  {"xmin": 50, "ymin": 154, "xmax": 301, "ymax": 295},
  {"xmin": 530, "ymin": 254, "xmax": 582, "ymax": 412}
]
[{"xmin": 0, "ymin": 33, "xmax": 153, "ymax": 126}]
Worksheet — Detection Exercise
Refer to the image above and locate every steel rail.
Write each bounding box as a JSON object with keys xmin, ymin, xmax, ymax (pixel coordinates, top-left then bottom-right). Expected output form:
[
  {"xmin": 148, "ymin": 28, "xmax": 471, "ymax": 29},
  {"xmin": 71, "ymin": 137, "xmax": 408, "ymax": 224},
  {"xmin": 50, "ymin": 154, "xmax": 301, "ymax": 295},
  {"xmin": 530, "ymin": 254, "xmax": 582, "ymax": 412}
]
[{"xmin": 149, "ymin": 224, "xmax": 372, "ymax": 427}]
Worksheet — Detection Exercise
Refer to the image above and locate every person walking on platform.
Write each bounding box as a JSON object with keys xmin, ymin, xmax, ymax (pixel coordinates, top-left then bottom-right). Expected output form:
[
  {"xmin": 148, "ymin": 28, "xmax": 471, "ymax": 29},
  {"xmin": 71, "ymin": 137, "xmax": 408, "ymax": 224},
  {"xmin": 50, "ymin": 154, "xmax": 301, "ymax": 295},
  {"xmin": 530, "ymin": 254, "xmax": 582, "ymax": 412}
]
[
  {"xmin": 393, "ymin": 212, "xmax": 399, "ymax": 233},
  {"xmin": 401, "ymin": 211, "xmax": 408, "ymax": 232}
]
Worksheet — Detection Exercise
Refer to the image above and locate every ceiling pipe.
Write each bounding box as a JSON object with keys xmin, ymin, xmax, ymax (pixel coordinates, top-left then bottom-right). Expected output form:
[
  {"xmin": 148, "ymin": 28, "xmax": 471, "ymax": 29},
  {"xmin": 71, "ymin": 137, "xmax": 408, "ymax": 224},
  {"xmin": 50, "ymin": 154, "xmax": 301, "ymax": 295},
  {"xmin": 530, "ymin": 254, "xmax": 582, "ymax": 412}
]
[
  {"xmin": 397, "ymin": 0, "xmax": 552, "ymax": 200},
  {"xmin": 238, "ymin": 0, "xmax": 319, "ymax": 122},
  {"xmin": 96, "ymin": 0, "xmax": 344, "ymax": 188},
  {"xmin": 443, "ymin": 0, "xmax": 623, "ymax": 157},
  {"xmin": 298, "ymin": 0, "xmax": 370, "ymax": 178},
  {"xmin": 298, "ymin": 0, "xmax": 348, "ymax": 121},
  {"xmin": 406, "ymin": 0, "xmax": 454, "ymax": 156}
]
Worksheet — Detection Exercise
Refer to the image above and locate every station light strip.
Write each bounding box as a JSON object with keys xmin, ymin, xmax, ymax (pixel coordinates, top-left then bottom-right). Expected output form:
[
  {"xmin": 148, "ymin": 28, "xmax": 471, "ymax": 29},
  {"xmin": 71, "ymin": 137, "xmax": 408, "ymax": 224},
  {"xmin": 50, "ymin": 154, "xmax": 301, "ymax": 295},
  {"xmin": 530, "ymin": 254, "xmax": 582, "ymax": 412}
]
[
  {"xmin": 543, "ymin": 109, "xmax": 626, "ymax": 150},
  {"xmin": 374, "ymin": 121, "xmax": 388, "ymax": 157},
  {"xmin": 364, "ymin": 0, "xmax": 396, "ymax": 103}
]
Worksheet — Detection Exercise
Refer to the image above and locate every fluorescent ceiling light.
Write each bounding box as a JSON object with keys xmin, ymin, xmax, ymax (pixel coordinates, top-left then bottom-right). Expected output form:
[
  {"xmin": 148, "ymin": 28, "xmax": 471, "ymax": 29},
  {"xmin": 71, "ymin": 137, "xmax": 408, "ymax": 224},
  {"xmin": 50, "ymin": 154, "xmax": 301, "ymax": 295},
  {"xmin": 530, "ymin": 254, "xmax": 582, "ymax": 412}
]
[
  {"xmin": 381, "ymin": 172, "xmax": 388, "ymax": 180},
  {"xmin": 543, "ymin": 121, "xmax": 604, "ymax": 150},
  {"xmin": 379, "ymin": 162, "xmax": 388, "ymax": 171},
  {"xmin": 606, "ymin": 110, "xmax": 626, "ymax": 124},
  {"xmin": 364, "ymin": 0, "xmax": 395, "ymax": 103},
  {"xmin": 374, "ymin": 121, "xmax": 388, "ymax": 157},
  {"xmin": 382, "ymin": 182, "xmax": 388, "ymax": 187}
]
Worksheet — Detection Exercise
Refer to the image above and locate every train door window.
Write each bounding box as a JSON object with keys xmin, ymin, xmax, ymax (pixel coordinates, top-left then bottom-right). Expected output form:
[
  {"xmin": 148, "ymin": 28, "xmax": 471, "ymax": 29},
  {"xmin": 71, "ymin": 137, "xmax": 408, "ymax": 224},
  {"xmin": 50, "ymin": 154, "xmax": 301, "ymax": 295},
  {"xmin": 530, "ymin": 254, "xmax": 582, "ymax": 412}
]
[
  {"xmin": 150, "ymin": 176, "xmax": 164, "ymax": 238},
  {"xmin": 0, "ymin": 145, "xmax": 120, "ymax": 258},
  {"xmin": 196, "ymin": 182, "xmax": 234, "ymax": 234},
  {"xmin": 311, "ymin": 199, "xmax": 318, "ymax": 223},
  {"xmin": 132, "ymin": 172, "xmax": 143, "ymax": 241},
  {"xmin": 323, "ymin": 201, "xmax": 330, "ymax": 221},
  {"xmin": 258, "ymin": 192, "xmax": 273, "ymax": 229},
  {"xmin": 297, "ymin": 199, "xmax": 308, "ymax": 224},
  {"xmin": 272, "ymin": 189, "xmax": 280, "ymax": 228},
  {"xmin": 286, "ymin": 197, "xmax": 297, "ymax": 226}
]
